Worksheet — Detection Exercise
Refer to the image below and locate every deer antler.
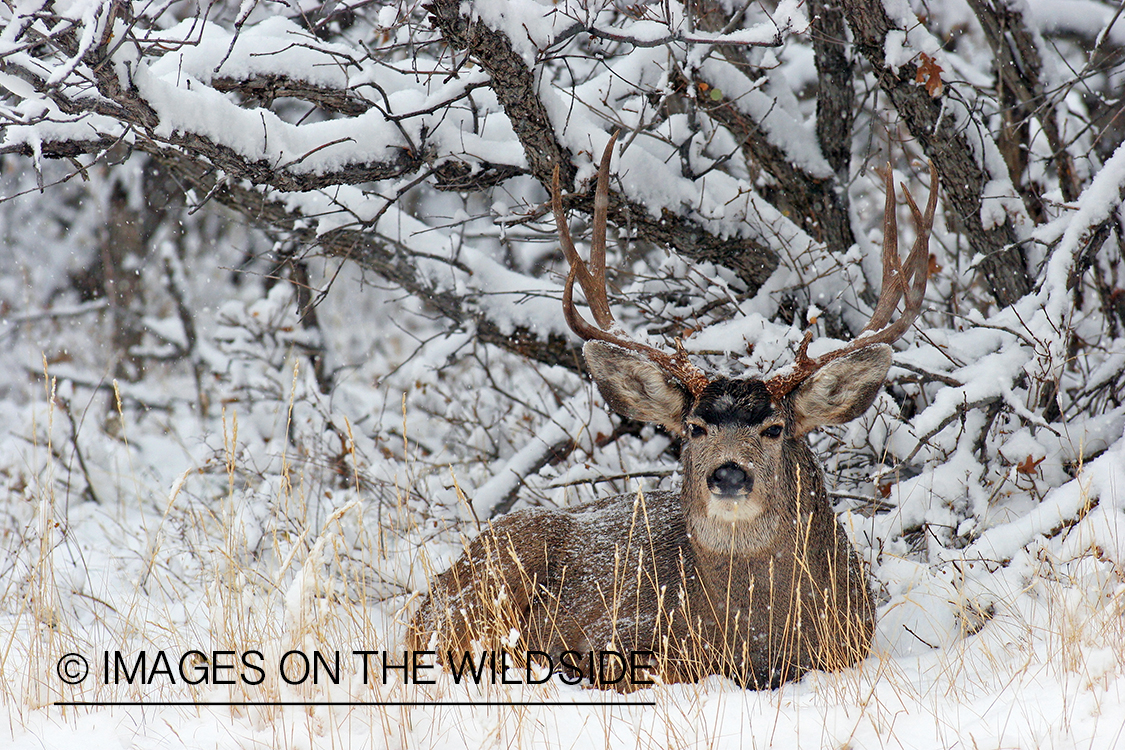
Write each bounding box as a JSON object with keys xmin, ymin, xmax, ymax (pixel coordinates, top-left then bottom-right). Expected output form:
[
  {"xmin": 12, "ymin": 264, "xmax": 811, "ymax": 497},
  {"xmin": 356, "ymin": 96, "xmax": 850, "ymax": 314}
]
[
  {"xmin": 765, "ymin": 163, "xmax": 938, "ymax": 399},
  {"xmin": 553, "ymin": 132, "xmax": 710, "ymax": 396}
]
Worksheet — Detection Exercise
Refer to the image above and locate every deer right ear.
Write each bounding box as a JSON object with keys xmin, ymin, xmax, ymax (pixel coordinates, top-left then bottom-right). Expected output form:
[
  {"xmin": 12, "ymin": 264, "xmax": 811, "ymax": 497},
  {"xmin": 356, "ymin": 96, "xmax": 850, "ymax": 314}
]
[
  {"xmin": 582, "ymin": 341, "xmax": 690, "ymax": 435},
  {"xmin": 789, "ymin": 343, "xmax": 892, "ymax": 436}
]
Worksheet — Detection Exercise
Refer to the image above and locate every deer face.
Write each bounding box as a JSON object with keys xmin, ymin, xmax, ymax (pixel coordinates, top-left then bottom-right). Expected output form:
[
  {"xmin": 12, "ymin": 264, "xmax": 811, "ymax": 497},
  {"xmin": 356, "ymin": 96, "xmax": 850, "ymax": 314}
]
[
  {"xmin": 682, "ymin": 378, "xmax": 779, "ymax": 525},
  {"xmin": 582, "ymin": 340, "xmax": 892, "ymax": 554}
]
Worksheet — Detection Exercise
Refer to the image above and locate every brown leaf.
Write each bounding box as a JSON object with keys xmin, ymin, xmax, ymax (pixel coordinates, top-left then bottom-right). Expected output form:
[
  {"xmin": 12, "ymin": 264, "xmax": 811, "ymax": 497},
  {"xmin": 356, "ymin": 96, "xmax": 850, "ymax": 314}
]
[
  {"xmin": 915, "ymin": 53, "xmax": 944, "ymax": 98},
  {"xmin": 1016, "ymin": 455, "xmax": 1045, "ymax": 475},
  {"xmin": 928, "ymin": 253, "xmax": 942, "ymax": 276}
]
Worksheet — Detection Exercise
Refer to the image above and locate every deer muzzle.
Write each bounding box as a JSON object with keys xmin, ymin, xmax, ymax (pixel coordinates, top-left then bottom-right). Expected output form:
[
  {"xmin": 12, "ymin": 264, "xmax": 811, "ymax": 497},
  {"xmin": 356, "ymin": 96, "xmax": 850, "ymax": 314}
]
[{"xmin": 707, "ymin": 461, "xmax": 754, "ymax": 498}]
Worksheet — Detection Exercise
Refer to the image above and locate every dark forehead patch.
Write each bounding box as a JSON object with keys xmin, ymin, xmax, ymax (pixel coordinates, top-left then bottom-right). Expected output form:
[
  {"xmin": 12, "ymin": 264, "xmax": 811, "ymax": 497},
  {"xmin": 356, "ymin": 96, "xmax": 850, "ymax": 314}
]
[{"xmin": 693, "ymin": 378, "xmax": 773, "ymax": 427}]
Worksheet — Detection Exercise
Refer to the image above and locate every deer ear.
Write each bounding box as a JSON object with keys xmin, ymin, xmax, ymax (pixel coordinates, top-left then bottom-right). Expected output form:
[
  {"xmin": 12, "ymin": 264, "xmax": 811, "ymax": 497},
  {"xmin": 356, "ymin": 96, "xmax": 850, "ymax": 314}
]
[
  {"xmin": 582, "ymin": 341, "xmax": 690, "ymax": 435},
  {"xmin": 789, "ymin": 344, "xmax": 892, "ymax": 436}
]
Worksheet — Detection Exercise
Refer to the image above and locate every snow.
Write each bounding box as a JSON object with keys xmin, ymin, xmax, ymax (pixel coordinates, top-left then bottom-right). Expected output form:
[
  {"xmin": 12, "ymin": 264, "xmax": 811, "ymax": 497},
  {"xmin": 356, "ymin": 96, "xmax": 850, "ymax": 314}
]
[
  {"xmin": 471, "ymin": 0, "xmax": 558, "ymax": 66},
  {"xmin": 153, "ymin": 17, "xmax": 360, "ymax": 90},
  {"xmin": 965, "ymin": 432, "xmax": 1125, "ymax": 563},
  {"xmin": 698, "ymin": 57, "xmax": 832, "ymax": 179},
  {"xmin": 1038, "ymin": 138, "xmax": 1125, "ymax": 320},
  {"xmin": 470, "ymin": 395, "xmax": 588, "ymax": 518},
  {"xmin": 1025, "ymin": 0, "xmax": 1125, "ymax": 46},
  {"xmin": 136, "ymin": 62, "xmax": 409, "ymax": 175},
  {"xmin": 3, "ymin": 0, "xmax": 1125, "ymax": 748}
]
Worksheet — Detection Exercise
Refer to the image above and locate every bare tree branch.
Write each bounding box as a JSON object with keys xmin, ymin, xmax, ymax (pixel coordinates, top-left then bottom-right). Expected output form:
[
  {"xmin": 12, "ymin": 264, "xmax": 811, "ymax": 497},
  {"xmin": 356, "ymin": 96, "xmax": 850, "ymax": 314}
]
[
  {"xmin": 965, "ymin": 0, "xmax": 1081, "ymax": 204},
  {"xmin": 841, "ymin": 0, "xmax": 1034, "ymax": 307},
  {"xmin": 142, "ymin": 143, "xmax": 586, "ymax": 374},
  {"xmin": 425, "ymin": 0, "xmax": 779, "ymax": 291}
]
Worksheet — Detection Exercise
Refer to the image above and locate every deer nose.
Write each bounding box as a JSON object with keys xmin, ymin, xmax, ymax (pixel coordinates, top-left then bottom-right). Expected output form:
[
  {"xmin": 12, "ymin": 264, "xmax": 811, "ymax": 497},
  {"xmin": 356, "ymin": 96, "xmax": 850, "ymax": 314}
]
[{"xmin": 708, "ymin": 462, "xmax": 753, "ymax": 497}]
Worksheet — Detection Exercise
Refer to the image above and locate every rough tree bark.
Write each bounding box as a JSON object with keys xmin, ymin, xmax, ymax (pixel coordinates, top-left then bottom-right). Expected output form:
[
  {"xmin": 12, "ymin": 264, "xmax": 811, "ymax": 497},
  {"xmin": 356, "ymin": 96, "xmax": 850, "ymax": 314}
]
[{"xmin": 841, "ymin": 0, "xmax": 1034, "ymax": 307}]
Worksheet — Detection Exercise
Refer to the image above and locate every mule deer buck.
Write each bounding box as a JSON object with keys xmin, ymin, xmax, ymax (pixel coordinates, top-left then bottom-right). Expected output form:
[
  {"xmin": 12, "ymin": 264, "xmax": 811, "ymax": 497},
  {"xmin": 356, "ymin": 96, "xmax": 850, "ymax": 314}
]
[{"xmin": 410, "ymin": 135, "xmax": 937, "ymax": 689}]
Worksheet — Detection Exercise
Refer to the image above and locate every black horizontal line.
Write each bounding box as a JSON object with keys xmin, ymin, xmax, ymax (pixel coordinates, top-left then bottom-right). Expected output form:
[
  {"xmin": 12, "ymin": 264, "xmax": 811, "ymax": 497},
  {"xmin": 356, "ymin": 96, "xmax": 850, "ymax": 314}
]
[{"xmin": 54, "ymin": 701, "xmax": 655, "ymax": 707}]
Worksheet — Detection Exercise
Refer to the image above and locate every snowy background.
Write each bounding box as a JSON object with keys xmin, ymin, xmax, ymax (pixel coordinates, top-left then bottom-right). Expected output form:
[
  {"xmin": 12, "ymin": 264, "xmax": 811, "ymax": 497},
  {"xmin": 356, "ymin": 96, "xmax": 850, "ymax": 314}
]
[{"xmin": 1, "ymin": 0, "xmax": 1124, "ymax": 747}]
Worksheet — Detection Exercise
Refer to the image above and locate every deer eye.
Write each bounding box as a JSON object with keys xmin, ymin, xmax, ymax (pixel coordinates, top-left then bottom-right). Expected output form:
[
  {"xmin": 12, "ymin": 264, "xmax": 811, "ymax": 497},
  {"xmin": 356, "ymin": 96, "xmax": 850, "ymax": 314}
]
[
  {"xmin": 688, "ymin": 423, "xmax": 708, "ymax": 439},
  {"xmin": 761, "ymin": 424, "xmax": 783, "ymax": 439}
]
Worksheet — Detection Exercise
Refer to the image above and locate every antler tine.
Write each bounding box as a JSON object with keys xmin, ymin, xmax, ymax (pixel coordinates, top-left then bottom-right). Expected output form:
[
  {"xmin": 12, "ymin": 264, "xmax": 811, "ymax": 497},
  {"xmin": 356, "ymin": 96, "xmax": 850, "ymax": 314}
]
[
  {"xmin": 554, "ymin": 163, "xmax": 602, "ymax": 343},
  {"xmin": 900, "ymin": 161, "xmax": 939, "ymax": 310},
  {"xmin": 552, "ymin": 134, "xmax": 618, "ymax": 333},
  {"xmin": 765, "ymin": 162, "xmax": 938, "ymax": 399},
  {"xmin": 865, "ymin": 164, "xmax": 906, "ymax": 334},
  {"xmin": 553, "ymin": 132, "xmax": 709, "ymax": 395},
  {"xmin": 588, "ymin": 134, "xmax": 613, "ymax": 329},
  {"xmin": 860, "ymin": 162, "xmax": 938, "ymax": 343},
  {"xmin": 860, "ymin": 162, "xmax": 938, "ymax": 345}
]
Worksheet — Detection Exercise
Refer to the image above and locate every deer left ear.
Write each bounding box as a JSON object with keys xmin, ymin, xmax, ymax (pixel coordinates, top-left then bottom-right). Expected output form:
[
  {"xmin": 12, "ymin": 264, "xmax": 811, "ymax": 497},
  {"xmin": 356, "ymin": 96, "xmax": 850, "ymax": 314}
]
[{"xmin": 789, "ymin": 344, "xmax": 892, "ymax": 436}]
